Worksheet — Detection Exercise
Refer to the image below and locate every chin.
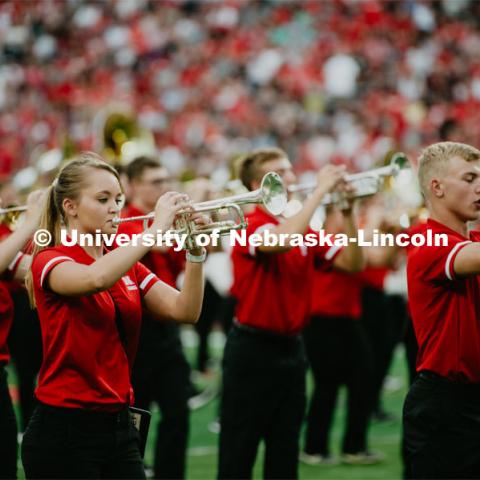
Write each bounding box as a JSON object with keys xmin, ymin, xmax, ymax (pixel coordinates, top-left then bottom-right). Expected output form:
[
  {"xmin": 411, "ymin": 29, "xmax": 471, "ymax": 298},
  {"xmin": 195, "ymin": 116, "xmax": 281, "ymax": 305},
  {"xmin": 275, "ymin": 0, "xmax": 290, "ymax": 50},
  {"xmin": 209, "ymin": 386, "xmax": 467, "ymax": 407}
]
[
  {"xmin": 103, "ymin": 225, "xmax": 118, "ymax": 235},
  {"xmin": 462, "ymin": 210, "xmax": 480, "ymax": 222}
]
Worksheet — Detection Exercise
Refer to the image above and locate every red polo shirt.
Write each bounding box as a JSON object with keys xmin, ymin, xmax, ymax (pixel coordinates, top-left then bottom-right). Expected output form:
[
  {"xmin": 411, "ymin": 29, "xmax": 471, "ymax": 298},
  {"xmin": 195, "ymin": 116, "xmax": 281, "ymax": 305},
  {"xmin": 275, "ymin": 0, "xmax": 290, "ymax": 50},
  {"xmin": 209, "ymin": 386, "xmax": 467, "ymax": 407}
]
[
  {"xmin": 358, "ymin": 267, "xmax": 389, "ymax": 292},
  {"xmin": 0, "ymin": 224, "xmax": 28, "ymax": 364},
  {"xmin": 407, "ymin": 218, "xmax": 480, "ymax": 383},
  {"xmin": 231, "ymin": 207, "xmax": 342, "ymax": 335},
  {"xmin": 32, "ymin": 243, "xmax": 159, "ymax": 410},
  {"xmin": 117, "ymin": 204, "xmax": 185, "ymax": 288},
  {"xmin": 310, "ymin": 270, "xmax": 363, "ymax": 320},
  {"xmin": 0, "ymin": 223, "xmax": 26, "ymax": 293},
  {"xmin": 0, "ymin": 281, "xmax": 13, "ymax": 364}
]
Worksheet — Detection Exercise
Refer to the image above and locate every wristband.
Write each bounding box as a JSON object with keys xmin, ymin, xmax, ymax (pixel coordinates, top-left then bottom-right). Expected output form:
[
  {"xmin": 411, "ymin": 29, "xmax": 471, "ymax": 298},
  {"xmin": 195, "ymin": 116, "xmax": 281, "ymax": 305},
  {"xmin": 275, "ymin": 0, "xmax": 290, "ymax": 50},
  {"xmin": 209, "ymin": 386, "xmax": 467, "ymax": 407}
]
[{"xmin": 186, "ymin": 249, "xmax": 206, "ymax": 263}]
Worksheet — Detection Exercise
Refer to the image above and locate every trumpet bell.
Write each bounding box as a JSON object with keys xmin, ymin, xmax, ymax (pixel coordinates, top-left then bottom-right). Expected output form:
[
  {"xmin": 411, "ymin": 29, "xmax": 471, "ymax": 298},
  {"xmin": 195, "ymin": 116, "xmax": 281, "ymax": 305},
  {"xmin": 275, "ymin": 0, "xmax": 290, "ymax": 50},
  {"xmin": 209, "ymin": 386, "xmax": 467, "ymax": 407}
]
[
  {"xmin": 261, "ymin": 172, "xmax": 288, "ymax": 216},
  {"xmin": 390, "ymin": 152, "xmax": 409, "ymax": 174}
]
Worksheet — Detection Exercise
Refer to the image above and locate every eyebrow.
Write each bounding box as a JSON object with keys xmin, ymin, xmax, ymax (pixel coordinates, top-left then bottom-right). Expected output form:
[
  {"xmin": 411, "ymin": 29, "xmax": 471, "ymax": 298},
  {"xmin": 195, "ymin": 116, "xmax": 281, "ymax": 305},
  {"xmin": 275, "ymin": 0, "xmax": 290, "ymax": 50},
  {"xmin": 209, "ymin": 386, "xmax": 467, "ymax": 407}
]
[
  {"xmin": 462, "ymin": 171, "xmax": 478, "ymax": 178},
  {"xmin": 96, "ymin": 190, "xmax": 123, "ymax": 196}
]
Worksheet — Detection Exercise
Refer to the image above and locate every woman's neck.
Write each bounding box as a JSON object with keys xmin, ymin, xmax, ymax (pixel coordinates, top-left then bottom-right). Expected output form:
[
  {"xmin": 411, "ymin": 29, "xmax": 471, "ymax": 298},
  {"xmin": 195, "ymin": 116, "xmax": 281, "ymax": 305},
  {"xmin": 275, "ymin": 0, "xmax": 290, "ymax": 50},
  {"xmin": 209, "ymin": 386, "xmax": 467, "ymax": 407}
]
[{"xmin": 66, "ymin": 226, "xmax": 104, "ymax": 259}]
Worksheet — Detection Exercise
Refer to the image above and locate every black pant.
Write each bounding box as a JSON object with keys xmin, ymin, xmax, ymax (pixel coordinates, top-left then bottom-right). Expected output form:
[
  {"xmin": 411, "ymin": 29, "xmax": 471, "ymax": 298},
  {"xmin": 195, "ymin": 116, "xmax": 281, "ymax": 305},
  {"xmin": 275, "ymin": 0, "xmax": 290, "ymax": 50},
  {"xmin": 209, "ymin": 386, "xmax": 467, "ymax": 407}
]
[
  {"xmin": 194, "ymin": 281, "xmax": 224, "ymax": 372},
  {"xmin": 8, "ymin": 289, "xmax": 42, "ymax": 431},
  {"xmin": 0, "ymin": 366, "xmax": 17, "ymax": 479},
  {"xmin": 303, "ymin": 316, "xmax": 374, "ymax": 455},
  {"xmin": 361, "ymin": 289, "xmax": 406, "ymax": 413},
  {"xmin": 218, "ymin": 325, "xmax": 306, "ymax": 479},
  {"xmin": 403, "ymin": 371, "xmax": 480, "ymax": 479},
  {"xmin": 132, "ymin": 320, "xmax": 190, "ymax": 480},
  {"xmin": 403, "ymin": 317, "xmax": 418, "ymax": 386},
  {"xmin": 21, "ymin": 402, "xmax": 145, "ymax": 479}
]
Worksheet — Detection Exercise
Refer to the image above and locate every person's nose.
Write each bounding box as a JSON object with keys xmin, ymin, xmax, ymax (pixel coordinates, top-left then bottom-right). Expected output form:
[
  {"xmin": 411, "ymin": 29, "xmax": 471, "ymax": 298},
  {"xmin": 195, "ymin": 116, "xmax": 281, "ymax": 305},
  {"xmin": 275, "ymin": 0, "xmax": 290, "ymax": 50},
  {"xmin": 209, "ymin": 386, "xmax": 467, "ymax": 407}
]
[
  {"xmin": 284, "ymin": 171, "xmax": 296, "ymax": 186},
  {"xmin": 110, "ymin": 200, "xmax": 121, "ymax": 215},
  {"xmin": 475, "ymin": 180, "xmax": 480, "ymax": 195}
]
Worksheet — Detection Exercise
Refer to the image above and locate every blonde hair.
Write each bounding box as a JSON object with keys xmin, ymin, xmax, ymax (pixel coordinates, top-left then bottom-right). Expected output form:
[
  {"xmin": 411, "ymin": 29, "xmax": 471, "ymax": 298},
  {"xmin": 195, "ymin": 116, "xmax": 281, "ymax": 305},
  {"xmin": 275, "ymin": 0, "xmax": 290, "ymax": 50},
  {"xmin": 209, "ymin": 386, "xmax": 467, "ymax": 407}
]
[
  {"xmin": 26, "ymin": 152, "xmax": 120, "ymax": 306},
  {"xmin": 238, "ymin": 147, "xmax": 287, "ymax": 191},
  {"xmin": 418, "ymin": 141, "xmax": 480, "ymax": 198}
]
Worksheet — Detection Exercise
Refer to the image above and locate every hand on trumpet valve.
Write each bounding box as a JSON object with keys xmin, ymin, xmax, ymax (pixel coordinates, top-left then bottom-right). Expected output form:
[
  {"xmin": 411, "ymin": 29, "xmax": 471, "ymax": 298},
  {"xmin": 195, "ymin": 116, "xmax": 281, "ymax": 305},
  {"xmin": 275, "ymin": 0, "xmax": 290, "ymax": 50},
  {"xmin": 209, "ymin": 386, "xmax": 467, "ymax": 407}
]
[
  {"xmin": 188, "ymin": 211, "xmax": 212, "ymax": 230},
  {"xmin": 313, "ymin": 164, "xmax": 347, "ymax": 199},
  {"xmin": 336, "ymin": 180, "xmax": 358, "ymax": 212},
  {"xmin": 152, "ymin": 191, "xmax": 192, "ymax": 231}
]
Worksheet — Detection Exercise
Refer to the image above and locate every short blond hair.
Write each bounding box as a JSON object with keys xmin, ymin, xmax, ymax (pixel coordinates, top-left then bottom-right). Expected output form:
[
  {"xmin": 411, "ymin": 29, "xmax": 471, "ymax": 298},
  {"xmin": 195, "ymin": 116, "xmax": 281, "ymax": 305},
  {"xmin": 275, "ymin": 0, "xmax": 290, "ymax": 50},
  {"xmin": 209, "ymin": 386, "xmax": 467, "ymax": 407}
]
[
  {"xmin": 418, "ymin": 141, "xmax": 480, "ymax": 197},
  {"xmin": 237, "ymin": 147, "xmax": 287, "ymax": 191}
]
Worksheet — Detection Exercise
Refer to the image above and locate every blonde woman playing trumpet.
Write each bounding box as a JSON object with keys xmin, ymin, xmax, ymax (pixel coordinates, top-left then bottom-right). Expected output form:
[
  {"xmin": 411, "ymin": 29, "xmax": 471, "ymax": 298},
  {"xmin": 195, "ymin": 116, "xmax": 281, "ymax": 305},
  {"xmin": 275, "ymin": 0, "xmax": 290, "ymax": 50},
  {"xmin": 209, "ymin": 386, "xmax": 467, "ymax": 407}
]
[{"xmin": 21, "ymin": 152, "xmax": 205, "ymax": 479}]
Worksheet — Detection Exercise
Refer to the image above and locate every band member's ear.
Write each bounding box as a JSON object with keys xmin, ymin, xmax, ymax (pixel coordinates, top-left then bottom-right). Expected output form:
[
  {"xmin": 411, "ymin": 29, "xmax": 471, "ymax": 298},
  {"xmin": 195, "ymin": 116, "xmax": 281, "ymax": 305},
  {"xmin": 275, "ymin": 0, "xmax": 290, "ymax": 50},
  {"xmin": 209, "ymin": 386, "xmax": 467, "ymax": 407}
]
[
  {"xmin": 62, "ymin": 198, "xmax": 78, "ymax": 218},
  {"xmin": 431, "ymin": 178, "xmax": 444, "ymax": 199}
]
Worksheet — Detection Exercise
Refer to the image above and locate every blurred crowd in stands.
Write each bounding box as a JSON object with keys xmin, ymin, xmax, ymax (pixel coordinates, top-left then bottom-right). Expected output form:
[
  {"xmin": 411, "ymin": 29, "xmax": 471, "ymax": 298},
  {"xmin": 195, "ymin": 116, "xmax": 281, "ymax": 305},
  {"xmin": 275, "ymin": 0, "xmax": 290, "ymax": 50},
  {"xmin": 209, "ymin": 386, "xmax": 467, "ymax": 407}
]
[{"xmin": 1, "ymin": 0, "xmax": 480, "ymax": 179}]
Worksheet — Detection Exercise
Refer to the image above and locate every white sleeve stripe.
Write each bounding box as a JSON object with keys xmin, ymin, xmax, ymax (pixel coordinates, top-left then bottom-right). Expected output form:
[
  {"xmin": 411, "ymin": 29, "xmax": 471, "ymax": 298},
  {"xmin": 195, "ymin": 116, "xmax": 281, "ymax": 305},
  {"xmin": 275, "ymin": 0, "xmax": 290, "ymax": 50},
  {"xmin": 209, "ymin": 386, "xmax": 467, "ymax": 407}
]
[
  {"xmin": 445, "ymin": 241, "xmax": 471, "ymax": 281},
  {"xmin": 139, "ymin": 273, "xmax": 156, "ymax": 290},
  {"xmin": 248, "ymin": 223, "xmax": 276, "ymax": 257},
  {"xmin": 40, "ymin": 256, "xmax": 74, "ymax": 287},
  {"xmin": 7, "ymin": 252, "xmax": 23, "ymax": 272},
  {"xmin": 325, "ymin": 245, "xmax": 342, "ymax": 261}
]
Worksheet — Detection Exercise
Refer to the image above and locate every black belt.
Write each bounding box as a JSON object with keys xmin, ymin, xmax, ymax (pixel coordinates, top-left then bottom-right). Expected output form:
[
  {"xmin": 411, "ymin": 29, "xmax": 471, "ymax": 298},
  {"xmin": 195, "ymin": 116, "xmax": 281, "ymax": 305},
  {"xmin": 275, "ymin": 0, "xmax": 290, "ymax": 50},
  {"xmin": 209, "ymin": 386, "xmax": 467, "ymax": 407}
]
[
  {"xmin": 233, "ymin": 319, "xmax": 300, "ymax": 341},
  {"xmin": 36, "ymin": 401, "xmax": 134, "ymax": 428},
  {"xmin": 418, "ymin": 370, "xmax": 480, "ymax": 391}
]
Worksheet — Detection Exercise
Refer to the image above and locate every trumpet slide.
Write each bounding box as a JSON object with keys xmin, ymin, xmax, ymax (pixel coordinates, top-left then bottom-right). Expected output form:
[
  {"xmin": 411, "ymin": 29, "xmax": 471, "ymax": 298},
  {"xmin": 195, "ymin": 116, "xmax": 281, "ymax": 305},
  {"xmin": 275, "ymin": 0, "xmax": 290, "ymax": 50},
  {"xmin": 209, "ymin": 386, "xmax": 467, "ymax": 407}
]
[{"xmin": 112, "ymin": 172, "xmax": 287, "ymax": 250}]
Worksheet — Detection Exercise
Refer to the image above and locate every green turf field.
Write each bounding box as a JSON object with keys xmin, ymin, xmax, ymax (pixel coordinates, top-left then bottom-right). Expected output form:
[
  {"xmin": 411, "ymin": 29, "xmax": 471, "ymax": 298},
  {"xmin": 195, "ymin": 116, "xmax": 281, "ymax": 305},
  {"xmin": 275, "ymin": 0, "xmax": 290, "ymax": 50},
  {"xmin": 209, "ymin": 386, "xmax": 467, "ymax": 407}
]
[{"xmin": 10, "ymin": 328, "xmax": 408, "ymax": 479}]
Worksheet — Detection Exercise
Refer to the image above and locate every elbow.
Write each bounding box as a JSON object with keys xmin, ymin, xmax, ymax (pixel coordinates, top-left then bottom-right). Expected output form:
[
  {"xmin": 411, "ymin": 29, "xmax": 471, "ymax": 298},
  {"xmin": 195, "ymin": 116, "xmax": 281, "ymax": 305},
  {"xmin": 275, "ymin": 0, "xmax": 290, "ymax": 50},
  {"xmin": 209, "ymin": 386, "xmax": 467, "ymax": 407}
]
[
  {"xmin": 174, "ymin": 299, "xmax": 202, "ymax": 324},
  {"xmin": 340, "ymin": 252, "xmax": 365, "ymax": 273},
  {"xmin": 350, "ymin": 255, "xmax": 366, "ymax": 273},
  {"xmin": 352, "ymin": 255, "xmax": 367, "ymax": 273},
  {"xmin": 187, "ymin": 313, "xmax": 201, "ymax": 325},
  {"xmin": 182, "ymin": 308, "xmax": 202, "ymax": 325},
  {"xmin": 90, "ymin": 270, "xmax": 111, "ymax": 293}
]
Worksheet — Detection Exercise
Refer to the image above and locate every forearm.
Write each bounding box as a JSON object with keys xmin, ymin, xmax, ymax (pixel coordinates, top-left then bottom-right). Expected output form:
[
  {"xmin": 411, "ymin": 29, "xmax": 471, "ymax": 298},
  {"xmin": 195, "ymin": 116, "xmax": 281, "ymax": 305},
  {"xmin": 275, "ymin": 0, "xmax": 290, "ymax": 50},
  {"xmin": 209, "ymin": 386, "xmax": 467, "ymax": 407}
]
[
  {"xmin": 366, "ymin": 245, "xmax": 399, "ymax": 268},
  {"xmin": 337, "ymin": 211, "xmax": 364, "ymax": 272},
  {"xmin": 277, "ymin": 193, "xmax": 326, "ymax": 236},
  {"xmin": 89, "ymin": 228, "xmax": 158, "ymax": 290},
  {"xmin": 258, "ymin": 191, "xmax": 328, "ymax": 253},
  {"xmin": 173, "ymin": 261, "xmax": 204, "ymax": 323},
  {"xmin": 0, "ymin": 223, "xmax": 36, "ymax": 274},
  {"xmin": 13, "ymin": 255, "xmax": 32, "ymax": 282}
]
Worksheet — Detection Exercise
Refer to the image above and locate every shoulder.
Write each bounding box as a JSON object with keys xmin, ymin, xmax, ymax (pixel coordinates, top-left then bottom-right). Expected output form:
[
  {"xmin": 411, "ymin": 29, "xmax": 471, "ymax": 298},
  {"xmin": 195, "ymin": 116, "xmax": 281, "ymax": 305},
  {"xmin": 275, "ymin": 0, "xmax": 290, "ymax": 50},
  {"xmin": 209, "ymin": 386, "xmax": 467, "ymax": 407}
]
[{"xmin": 32, "ymin": 246, "xmax": 78, "ymax": 288}]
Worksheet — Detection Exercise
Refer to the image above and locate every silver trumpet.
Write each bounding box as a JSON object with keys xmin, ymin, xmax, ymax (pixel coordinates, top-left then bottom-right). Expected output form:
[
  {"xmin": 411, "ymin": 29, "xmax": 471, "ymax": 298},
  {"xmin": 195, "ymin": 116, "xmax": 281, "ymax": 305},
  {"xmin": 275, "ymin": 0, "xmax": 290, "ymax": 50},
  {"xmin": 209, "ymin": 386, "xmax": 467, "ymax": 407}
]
[
  {"xmin": 112, "ymin": 172, "xmax": 287, "ymax": 250},
  {"xmin": 0, "ymin": 205, "xmax": 28, "ymax": 216},
  {"xmin": 288, "ymin": 152, "xmax": 409, "ymax": 206}
]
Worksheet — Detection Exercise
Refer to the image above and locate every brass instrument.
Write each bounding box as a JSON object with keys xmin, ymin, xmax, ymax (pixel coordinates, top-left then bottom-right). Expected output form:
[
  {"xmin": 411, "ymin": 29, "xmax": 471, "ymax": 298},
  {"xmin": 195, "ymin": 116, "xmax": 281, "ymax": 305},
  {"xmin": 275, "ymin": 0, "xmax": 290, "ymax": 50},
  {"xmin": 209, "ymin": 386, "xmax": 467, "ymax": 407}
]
[
  {"xmin": 113, "ymin": 172, "xmax": 287, "ymax": 250},
  {"xmin": 0, "ymin": 205, "xmax": 28, "ymax": 229},
  {"xmin": 288, "ymin": 153, "xmax": 409, "ymax": 206},
  {"xmin": 94, "ymin": 106, "xmax": 156, "ymax": 165}
]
